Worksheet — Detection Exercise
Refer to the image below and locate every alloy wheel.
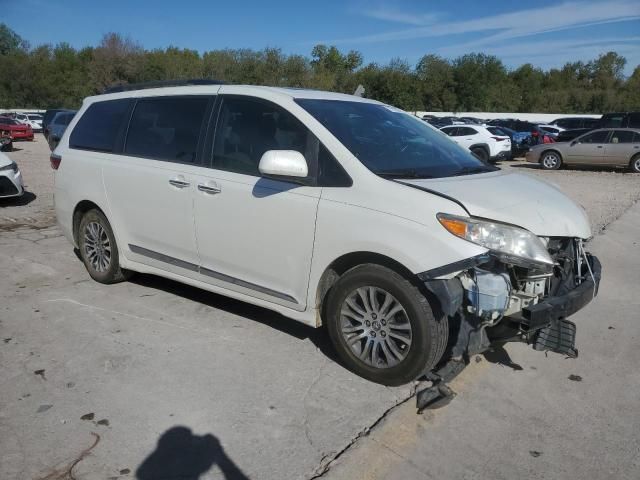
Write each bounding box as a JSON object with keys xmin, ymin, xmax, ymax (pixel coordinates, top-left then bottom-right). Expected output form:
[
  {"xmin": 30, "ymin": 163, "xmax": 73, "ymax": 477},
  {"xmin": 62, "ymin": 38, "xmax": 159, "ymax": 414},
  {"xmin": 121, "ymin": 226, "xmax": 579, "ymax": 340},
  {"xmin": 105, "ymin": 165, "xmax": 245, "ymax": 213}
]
[
  {"xmin": 542, "ymin": 152, "xmax": 559, "ymax": 169},
  {"xmin": 83, "ymin": 221, "xmax": 111, "ymax": 272},
  {"xmin": 340, "ymin": 286, "xmax": 412, "ymax": 369}
]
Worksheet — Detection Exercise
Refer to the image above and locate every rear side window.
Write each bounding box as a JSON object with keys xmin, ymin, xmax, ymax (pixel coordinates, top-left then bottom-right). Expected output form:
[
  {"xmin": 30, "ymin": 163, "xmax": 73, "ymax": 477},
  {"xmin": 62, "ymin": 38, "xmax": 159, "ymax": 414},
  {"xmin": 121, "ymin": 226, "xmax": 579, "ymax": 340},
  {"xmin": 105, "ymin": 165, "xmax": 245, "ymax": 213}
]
[
  {"xmin": 57, "ymin": 113, "xmax": 75, "ymax": 125},
  {"xmin": 458, "ymin": 127, "xmax": 477, "ymax": 135},
  {"xmin": 70, "ymin": 100, "xmax": 131, "ymax": 152},
  {"xmin": 628, "ymin": 113, "xmax": 640, "ymax": 129},
  {"xmin": 600, "ymin": 114, "xmax": 625, "ymax": 128},
  {"xmin": 610, "ymin": 130, "xmax": 635, "ymax": 144},
  {"xmin": 124, "ymin": 96, "xmax": 209, "ymax": 163}
]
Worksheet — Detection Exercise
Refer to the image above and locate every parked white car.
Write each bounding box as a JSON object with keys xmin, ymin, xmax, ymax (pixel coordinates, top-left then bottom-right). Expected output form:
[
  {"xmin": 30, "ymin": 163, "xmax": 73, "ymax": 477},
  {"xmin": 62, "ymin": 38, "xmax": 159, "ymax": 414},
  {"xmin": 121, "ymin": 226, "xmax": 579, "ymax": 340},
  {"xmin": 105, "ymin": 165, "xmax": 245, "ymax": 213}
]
[
  {"xmin": 440, "ymin": 125, "xmax": 511, "ymax": 162},
  {"xmin": 12, "ymin": 112, "xmax": 43, "ymax": 132},
  {"xmin": 0, "ymin": 151, "xmax": 24, "ymax": 198},
  {"xmin": 538, "ymin": 124, "xmax": 565, "ymax": 138},
  {"xmin": 52, "ymin": 83, "xmax": 601, "ymax": 385},
  {"xmin": 26, "ymin": 113, "xmax": 44, "ymax": 132}
]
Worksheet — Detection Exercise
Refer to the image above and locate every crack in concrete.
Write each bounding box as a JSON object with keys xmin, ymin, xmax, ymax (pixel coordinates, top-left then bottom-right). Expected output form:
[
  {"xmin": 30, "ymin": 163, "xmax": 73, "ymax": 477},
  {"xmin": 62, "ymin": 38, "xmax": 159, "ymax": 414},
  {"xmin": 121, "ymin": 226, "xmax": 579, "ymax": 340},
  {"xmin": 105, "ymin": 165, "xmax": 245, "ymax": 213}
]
[
  {"xmin": 301, "ymin": 357, "xmax": 330, "ymax": 447},
  {"xmin": 307, "ymin": 383, "xmax": 417, "ymax": 479}
]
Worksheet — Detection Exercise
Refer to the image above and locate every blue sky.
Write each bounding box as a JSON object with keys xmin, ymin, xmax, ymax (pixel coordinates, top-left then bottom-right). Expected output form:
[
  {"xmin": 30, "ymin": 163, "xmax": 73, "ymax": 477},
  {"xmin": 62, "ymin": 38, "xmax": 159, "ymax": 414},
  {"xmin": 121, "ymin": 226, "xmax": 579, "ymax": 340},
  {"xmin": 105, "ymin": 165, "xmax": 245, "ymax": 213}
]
[{"xmin": 4, "ymin": 0, "xmax": 640, "ymax": 74}]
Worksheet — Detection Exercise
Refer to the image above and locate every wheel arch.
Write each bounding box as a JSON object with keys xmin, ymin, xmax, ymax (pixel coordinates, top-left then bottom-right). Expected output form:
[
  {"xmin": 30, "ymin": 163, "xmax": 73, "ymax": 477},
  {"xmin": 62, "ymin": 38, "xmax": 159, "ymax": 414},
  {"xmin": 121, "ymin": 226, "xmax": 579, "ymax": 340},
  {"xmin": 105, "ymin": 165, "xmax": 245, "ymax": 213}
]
[
  {"xmin": 315, "ymin": 251, "xmax": 416, "ymax": 322},
  {"xmin": 72, "ymin": 200, "xmax": 107, "ymax": 246},
  {"xmin": 469, "ymin": 143, "xmax": 490, "ymax": 154}
]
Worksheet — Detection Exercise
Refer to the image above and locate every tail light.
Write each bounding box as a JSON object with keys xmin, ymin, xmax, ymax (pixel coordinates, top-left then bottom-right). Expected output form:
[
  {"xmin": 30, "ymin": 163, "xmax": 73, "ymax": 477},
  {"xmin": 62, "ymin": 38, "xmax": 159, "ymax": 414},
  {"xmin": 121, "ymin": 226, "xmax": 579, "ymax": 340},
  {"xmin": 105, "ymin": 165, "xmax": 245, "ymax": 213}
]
[
  {"xmin": 490, "ymin": 136, "xmax": 508, "ymax": 141},
  {"xmin": 50, "ymin": 153, "xmax": 61, "ymax": 170}
]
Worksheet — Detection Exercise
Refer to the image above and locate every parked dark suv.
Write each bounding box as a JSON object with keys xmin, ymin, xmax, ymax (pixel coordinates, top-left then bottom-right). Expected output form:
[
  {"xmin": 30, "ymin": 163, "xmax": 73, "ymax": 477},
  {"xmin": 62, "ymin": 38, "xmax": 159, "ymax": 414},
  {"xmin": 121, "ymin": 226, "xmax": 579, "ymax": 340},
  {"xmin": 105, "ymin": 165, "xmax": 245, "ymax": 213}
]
[
  {"xmin": 556, "ymin": 112, "xmax": 640, "ymax": 142},
  {"xmin": 550, "ymin": 117, "xmax": 600, "ymax": 130},
  {"xmin": 43, "ymin": 109, "xmax": 75, "ymax": 140}
]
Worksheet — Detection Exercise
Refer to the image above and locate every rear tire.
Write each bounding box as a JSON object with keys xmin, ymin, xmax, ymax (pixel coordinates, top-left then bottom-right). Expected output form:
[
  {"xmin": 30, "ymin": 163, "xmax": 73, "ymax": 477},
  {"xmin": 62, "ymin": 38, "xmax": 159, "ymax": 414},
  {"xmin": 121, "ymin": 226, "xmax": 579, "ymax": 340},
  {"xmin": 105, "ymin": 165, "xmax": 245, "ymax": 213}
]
[
  {"xmin": 78, "ymin": 209, "xmax": 131, "ymax": 284},
  {"xmin": 325, "ymin": 264, "xmax": 448, "ymax": 386},
  {"xmin": 630, "ymin": 154, "xmax": 640, "ymax": 173},
  {"xmin": 540, "ymin": 150, "xmax": 562, "ymax": 170},
  {"xmin": 471, "ymin": 147, "xmax": 489, "ymax": 162}
]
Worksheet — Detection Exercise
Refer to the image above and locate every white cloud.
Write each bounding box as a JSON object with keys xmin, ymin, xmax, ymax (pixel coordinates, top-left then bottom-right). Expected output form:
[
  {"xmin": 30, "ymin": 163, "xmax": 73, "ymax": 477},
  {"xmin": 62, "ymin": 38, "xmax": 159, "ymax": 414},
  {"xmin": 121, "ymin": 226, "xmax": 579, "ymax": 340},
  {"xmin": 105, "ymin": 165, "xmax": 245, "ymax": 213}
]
[
  {"xmin": 327, "ymin": 1, "xmax": 640, "ymax": 45},
  {"xmin": 362, "ymin": 8, "xmax": 439, "ymax": 26}
]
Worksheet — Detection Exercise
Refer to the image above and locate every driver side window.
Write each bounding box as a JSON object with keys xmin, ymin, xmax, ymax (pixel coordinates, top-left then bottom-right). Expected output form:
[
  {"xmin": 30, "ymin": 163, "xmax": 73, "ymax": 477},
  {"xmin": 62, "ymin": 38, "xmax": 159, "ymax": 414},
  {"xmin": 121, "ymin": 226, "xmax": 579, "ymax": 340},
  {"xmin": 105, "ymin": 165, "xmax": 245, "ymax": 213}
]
[
  {"xmin": 580, "ymin": 131, "xmax": 609, "ymax": 144},
  {"xmin": 212, "ymin": 97, "xmax": 312, "ymax": 177}
]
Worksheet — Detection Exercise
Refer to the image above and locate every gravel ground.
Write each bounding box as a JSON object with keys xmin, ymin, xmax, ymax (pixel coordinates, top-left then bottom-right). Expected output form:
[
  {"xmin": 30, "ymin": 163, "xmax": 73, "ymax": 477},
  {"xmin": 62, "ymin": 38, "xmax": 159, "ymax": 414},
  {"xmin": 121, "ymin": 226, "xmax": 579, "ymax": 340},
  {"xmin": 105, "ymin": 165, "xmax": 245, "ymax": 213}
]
[
  {"xmin": 2, "ymin": 140, "xmax": 638, "ymax": 234},
  {"xmin": 501, "ymin": 159, "xmax": 640, "ymax": 234}
]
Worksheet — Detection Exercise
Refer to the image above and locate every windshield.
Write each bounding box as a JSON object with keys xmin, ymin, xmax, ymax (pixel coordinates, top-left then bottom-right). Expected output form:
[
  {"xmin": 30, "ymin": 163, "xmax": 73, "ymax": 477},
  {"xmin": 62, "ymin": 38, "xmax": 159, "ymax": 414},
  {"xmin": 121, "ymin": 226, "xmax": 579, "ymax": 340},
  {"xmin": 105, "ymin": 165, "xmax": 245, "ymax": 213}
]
[{"xmin": 296, "ymin": 99, "xmax": 497, "ymax": 179}]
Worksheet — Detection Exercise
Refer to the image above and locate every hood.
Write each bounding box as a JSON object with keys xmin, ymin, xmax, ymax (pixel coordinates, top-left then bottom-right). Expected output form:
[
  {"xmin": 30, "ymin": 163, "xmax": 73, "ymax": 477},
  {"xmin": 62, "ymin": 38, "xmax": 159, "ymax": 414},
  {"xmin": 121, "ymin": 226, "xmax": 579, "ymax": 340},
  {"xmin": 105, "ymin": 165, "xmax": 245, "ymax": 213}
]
[{"xmin": 401, "ymin": 170, "xmax": 591, "ymax": 238}]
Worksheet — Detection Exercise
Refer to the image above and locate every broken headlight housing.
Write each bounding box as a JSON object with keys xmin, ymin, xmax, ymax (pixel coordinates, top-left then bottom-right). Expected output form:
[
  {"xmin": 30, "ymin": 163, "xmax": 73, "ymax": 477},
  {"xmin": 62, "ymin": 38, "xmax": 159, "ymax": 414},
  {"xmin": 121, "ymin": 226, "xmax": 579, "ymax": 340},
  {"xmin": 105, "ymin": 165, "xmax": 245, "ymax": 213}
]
[{"xmin": 437, "ymin": 213, "xmax": 554, "ymax": 269}]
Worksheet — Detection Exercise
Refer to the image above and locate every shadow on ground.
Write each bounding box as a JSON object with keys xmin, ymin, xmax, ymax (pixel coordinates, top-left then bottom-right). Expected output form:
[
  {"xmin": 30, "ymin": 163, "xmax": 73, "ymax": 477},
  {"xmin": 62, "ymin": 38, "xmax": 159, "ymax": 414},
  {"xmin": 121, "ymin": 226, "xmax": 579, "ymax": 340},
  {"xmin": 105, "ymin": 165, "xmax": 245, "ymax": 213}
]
[
  {"xmin": 130, "ymin": 273, "xmax": 340, "ymax": 364},
  {"xmin": 0, "ymin": 190, "xmax": 36, "ymax": 206},
  {"xmin": 136, "ymin": 427, "xmax": 250, "ymax": 480},
  {"xmin": 482, "ymin": 345, "xmax": 523, "ymax": 371},
  {"xmin": 507, "ymin": 163, "xmax": 629, "ymax": 173}
]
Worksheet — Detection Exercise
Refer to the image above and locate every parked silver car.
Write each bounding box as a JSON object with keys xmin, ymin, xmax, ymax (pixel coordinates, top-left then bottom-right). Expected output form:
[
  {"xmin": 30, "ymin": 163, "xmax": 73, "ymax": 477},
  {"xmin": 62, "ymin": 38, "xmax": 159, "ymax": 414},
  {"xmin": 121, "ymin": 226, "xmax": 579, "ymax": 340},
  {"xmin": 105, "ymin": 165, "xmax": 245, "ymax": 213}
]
[{"xmin": 526, "ymin": 128, "xmax": 640, "ymax": 172}]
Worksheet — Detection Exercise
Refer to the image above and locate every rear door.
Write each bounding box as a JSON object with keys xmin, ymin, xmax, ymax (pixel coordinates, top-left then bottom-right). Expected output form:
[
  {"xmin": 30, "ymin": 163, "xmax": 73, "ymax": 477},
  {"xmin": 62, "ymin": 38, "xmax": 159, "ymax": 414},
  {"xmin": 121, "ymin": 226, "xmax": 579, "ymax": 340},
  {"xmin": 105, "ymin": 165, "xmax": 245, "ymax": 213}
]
[
  {"xmin": 191, "ymin": 94, "xmax": 322, "ymax": 310},
  {"xmin": 100, "ymin": 95, "xmax": 215, "ymax": 275},
  {"xmin": 566, "ymin": 130, "xmax": 610, "ymax": 165},
  {"xmin": 456, "ymin": 126, "xmax": 479, "ymax": 149},
  {"xmin": 604, "ymin": 130, "xmax": 639, "ymax": 166}
]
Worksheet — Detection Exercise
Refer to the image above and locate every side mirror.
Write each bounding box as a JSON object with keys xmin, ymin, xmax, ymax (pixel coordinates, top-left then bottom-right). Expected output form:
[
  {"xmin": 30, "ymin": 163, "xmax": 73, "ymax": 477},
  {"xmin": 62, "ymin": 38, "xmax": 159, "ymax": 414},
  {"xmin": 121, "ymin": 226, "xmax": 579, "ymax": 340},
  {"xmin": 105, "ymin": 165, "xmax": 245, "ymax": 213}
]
[
  {"xmin": 570, "ymin": 140, "xmax": 578, "ymax": 146},
  {"xmin": 258, "ymin": 150, "xmax": 308, "ymax": 181}
]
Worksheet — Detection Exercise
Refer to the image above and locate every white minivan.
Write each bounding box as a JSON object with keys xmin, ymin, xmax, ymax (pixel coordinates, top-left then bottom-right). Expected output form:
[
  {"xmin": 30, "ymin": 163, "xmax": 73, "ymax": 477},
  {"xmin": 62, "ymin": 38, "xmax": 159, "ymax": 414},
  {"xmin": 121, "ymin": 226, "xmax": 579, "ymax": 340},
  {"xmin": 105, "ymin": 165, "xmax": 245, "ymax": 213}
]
[{"xmin": 53, "ymin": 82, "xmax": 601, "ymax": 385}]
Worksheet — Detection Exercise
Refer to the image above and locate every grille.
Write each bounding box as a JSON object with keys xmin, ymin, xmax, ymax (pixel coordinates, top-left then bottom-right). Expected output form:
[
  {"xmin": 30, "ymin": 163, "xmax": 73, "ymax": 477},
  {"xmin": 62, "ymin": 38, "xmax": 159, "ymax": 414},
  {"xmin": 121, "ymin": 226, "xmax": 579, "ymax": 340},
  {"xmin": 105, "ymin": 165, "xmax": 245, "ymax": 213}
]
[{"xmin": 0, "ymin": 176, "xmax": 19, "ymax": 196}]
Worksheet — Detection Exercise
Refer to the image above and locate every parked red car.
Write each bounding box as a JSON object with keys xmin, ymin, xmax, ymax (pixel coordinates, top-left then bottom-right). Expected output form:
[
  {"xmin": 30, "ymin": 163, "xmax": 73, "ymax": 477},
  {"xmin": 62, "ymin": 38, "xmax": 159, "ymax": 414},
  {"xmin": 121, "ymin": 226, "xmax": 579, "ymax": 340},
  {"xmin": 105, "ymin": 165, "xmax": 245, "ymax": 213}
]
[{"xmin": 0, "ymin": 117, "xmax": 34, "ymax": 141}]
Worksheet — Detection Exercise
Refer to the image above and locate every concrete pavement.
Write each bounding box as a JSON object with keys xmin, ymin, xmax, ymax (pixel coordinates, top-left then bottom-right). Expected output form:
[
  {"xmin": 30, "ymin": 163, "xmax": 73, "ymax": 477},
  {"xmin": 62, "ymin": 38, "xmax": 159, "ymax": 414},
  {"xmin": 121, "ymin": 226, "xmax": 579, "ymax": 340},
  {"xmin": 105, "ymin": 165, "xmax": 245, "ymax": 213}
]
[{"xmin": 0, "ymin": 225, "xmax": 413, "ymax": 480}]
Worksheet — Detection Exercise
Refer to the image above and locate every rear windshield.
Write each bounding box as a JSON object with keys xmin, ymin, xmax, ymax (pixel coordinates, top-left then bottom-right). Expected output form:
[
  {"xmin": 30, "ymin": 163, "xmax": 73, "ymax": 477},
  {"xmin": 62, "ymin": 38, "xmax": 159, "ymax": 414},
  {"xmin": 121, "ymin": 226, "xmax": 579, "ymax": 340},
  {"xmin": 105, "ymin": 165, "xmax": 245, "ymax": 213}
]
[{"xmin": 295, "ymin": 99, "xmax": 496, "ymax": 179}]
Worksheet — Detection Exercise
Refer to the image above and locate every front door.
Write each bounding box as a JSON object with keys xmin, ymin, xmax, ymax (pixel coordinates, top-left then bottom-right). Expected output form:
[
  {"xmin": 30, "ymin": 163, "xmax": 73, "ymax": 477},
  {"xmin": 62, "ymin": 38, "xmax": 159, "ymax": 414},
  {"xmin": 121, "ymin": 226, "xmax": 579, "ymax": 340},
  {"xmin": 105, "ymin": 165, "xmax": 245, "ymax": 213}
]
[
  {"xmin": 566, "ymin": 130, "xmax": 610, "ymax": 165},
  {"xmin": 192, "ymin": 95, "xmax": 321, "ymax": 310}
]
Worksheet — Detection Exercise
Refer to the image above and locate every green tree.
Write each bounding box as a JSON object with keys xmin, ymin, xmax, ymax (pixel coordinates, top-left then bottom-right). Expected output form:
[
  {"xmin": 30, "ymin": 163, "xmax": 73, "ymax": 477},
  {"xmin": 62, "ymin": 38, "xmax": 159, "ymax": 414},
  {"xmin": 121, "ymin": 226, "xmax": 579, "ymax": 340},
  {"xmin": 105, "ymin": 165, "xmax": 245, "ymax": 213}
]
[{"xmin": 416, "ymin": 55, "xmax": 457, "ymax": 111}]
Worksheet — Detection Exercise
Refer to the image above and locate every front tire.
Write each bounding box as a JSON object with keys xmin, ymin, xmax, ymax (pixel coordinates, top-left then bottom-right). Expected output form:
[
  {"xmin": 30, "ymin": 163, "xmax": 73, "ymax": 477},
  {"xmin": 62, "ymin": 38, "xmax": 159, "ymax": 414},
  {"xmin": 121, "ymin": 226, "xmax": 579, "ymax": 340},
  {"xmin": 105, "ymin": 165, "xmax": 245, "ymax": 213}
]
[
  {"xmin": 325, "ymin": 264, "xmax": 448, "ymax": 386},
  {"xmin": 540, "ymin": 150, "xmax": 562, "ymax": 170},
  {"xmin": 78, "ymin": 209, "xmax": 131, "ymax": 284}
]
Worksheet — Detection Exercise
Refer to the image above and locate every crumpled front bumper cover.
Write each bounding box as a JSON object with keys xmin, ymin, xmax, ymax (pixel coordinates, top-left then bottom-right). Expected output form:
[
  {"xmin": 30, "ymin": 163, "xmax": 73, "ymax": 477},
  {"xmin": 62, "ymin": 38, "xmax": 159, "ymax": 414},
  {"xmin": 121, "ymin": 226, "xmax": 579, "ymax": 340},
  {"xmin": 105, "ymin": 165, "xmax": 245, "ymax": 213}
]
[{"xmin": 522, "ymin": 255, "xmax": 601, "ymax": 329}]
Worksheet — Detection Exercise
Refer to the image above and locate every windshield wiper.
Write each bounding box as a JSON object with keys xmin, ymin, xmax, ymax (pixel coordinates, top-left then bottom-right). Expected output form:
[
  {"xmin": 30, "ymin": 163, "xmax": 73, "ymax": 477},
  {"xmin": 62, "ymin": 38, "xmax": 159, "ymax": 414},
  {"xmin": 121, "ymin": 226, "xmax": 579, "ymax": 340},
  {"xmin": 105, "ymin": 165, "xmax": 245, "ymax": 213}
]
[
  {"xmin": 450, "ymin": 166, "xmax": 494, "ymax": 177},
  {"xmin": 377, "ymin": 169, "xmax": 434, "ymax": 179}
]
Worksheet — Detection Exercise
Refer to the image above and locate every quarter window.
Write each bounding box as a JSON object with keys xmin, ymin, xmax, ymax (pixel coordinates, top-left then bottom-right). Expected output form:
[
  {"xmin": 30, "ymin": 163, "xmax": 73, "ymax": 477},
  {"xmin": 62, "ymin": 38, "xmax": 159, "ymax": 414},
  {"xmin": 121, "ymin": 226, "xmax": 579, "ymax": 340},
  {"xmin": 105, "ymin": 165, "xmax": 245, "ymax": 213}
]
[
  {"xmin": 70, "ymin": 100, "xmax": 130, "ymax": 152},
  {"xmin": 610, "ymin": 130, "xmax": 635, "ymax": 144},
  {"xmin": 124, "ymin": 96, "xmax": 209, "ymax": 163}
]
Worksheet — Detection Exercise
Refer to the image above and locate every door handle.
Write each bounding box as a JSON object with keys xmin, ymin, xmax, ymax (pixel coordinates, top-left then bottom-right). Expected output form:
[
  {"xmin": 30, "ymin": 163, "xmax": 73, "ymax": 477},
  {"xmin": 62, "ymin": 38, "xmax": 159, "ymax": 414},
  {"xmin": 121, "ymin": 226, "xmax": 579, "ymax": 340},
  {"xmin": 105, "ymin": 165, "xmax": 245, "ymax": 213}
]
[
  {"xmin": 597, "ymin": 146, "xmax": 603, "ymax": 149},
  {"xmin": 169, "ymin": 178, "xmax": 190, "ymax": 188},
  {"xmin": 198, "ymin": 183, "xmax": 221, "ymax": 194}
]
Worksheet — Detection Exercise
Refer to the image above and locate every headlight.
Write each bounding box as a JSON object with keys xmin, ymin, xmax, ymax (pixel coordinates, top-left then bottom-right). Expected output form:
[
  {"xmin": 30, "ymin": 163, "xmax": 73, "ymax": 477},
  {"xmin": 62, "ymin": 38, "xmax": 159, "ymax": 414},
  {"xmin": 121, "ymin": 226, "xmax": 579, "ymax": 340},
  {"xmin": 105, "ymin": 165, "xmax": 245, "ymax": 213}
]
[
  {"xmin": 437, "ymin": 213, "xmax": 554, "ymax": 268},
  {"xmin": 0, "ymin": 161, "xmax": 18, "ymax": 173}
]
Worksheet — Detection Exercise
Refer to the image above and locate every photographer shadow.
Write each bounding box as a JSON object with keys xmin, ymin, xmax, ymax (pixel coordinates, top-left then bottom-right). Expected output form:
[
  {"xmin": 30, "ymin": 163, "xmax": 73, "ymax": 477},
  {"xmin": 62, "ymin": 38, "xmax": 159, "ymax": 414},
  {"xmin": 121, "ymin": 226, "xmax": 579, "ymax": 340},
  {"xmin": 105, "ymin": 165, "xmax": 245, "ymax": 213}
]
[{"xmin": 136, "ymin": 426, "xmax": 250, "ymax": 480}]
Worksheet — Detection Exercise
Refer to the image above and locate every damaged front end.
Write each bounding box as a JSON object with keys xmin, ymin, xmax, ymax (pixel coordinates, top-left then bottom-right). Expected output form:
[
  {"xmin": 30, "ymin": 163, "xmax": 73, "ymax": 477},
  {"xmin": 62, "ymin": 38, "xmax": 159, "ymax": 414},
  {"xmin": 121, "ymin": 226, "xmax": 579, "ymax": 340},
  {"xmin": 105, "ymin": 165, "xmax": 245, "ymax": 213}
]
[
  {"xmin": 416, "ymin": 237, "xmax": 601, "ymax": 409},
  {"xmin": 422, "ymin": 237, "xmax": 601, "ymax": 362}
]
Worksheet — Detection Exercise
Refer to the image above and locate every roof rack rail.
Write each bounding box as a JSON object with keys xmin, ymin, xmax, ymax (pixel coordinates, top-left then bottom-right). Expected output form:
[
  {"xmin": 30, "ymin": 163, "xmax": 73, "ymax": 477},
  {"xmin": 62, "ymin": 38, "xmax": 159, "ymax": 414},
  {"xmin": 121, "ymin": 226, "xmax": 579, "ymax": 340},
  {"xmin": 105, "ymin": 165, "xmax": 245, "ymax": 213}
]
[{"xmin": 102, "ymin": 79, "xmax": 226, "ymax": 94}]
